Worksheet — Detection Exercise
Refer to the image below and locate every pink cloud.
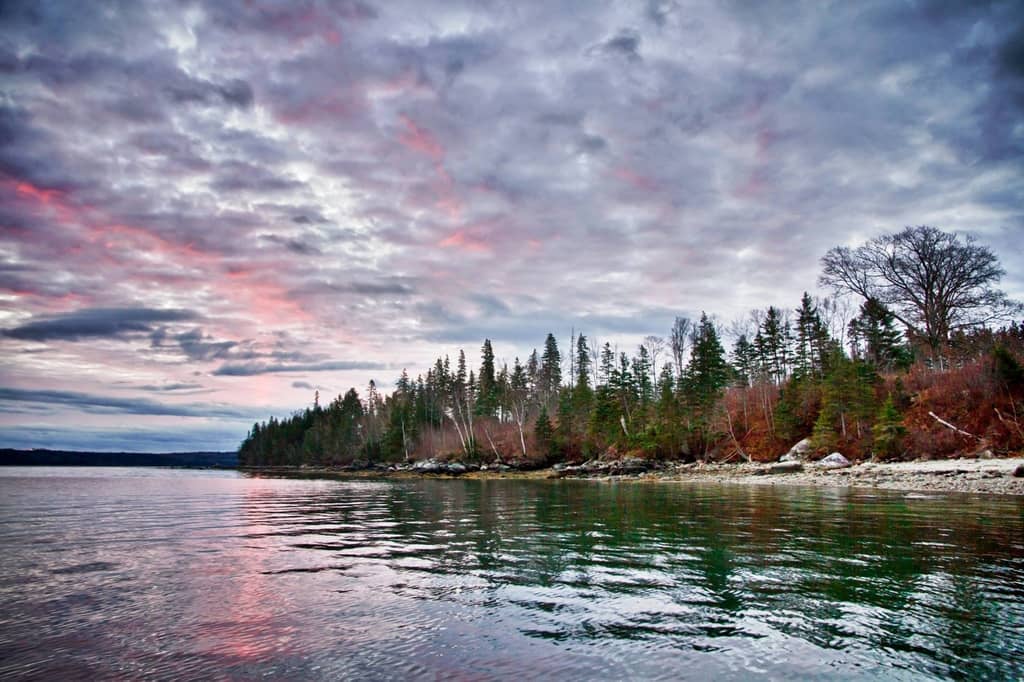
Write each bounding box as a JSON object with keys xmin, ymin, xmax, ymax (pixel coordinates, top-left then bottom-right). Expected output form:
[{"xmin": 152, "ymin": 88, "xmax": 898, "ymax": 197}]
[
  {"xmin": 399, "ymin": 115, "xmax": 445, "ymax": 160},
  {"xmin": 438, "ymin": 230, "xmax": 490, "ymax": 254},
  {"xmin": 612, "ymin": 166, "xmax": 658, "ymax": 192}
]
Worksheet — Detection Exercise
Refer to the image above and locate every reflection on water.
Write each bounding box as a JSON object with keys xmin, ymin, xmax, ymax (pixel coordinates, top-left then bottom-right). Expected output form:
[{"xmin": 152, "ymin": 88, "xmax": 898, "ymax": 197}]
[{"xmin": 1, "ymin": 467, "xmax": 1022, "ymax": 679}]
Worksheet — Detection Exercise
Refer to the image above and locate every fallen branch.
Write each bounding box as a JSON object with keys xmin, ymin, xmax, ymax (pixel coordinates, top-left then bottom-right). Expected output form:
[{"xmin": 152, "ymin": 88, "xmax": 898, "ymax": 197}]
[
  {"xmin": 928, "ymin": 411, "xmax": 983, "ymax": 441},
  {"xmin": 995, "ymin": 407, "xmax": 1024, "ymax": 441}
]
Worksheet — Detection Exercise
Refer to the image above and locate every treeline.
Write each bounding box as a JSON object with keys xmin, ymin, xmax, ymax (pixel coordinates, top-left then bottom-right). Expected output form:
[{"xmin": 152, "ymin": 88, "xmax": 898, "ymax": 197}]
[{"xmin": 238, "ymin": 296, "xmax": 1024, "ymax": 468}]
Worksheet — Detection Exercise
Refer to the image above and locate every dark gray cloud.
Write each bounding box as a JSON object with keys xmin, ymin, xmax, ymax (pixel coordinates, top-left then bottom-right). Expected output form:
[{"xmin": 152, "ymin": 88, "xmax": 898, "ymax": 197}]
[
  {"xmin": 4, "ymin": 308, "xmax": 197, "ymax": 342},
  {"xmin": 0, "ymin": 387, "xmax": 260, "ymax": 419},
  {"xmin": 0, "ymin": 424, "xmax": 247, "ymax": 452}
]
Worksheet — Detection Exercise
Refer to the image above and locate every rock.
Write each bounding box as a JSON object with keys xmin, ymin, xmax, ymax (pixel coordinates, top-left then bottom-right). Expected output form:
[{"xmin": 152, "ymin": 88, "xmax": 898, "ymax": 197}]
[
  {"xmin": 412, "ymin": 458, "xmax": 445, "ymax": 474},
  {"xmin": 446, "ymin": 462, "xmax": 467, "ymax": 475},
  {"xmin": 1014, "ymin": 464, "xmax": 1024, "ymax": 478},
  {"xmin": 978, "ymin": 449, "xmax": 994, "ymax": 460},
  {"xmin": 615, "ymin": 457, "xmax": 651, "ymax": 474},
  {"xmin": 768, "ymin": 461, "xmax": 804, "ymax": 474},
  {"xmin": 819, "ymin": 452, "xmax": 852, "ymax": 469},
  {"xmin": 780, "ymin": 437, "xmax": 812, "ymax": 462}
]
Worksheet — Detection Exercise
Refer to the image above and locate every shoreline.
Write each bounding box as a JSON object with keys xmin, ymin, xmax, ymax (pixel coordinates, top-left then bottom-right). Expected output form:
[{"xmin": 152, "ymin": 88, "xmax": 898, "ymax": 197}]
[{"xmin": 242, "ymin": 456, "xmax": 1024, "ymax": 496}]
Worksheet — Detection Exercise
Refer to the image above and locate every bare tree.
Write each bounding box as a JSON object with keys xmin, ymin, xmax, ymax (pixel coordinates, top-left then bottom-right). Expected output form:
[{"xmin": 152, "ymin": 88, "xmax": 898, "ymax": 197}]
[
  {"xmin": 669, "ymin": 316, "xmax": 691, "ymax": 378},
  {"xmin": 643, "ymin": 335, "xmax": 665, "ymax": 386},
  {"xmin": 820, "ymin": 225, "xmax": 1019, "ymax": 357},
  {"xmin": 815, "ymin": 295, "xmax": 853, "ymax": 351}
]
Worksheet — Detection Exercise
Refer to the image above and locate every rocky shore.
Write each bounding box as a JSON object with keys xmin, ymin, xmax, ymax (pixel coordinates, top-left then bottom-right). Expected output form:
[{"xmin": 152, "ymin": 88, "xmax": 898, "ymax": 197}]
[
  {"xmin": 243, "ymin": 455, "xmax": 1024, "ymax": 496},
  {"xmin": 647, "ymin": 456, "xmax": 1024, "ymax": 496}
]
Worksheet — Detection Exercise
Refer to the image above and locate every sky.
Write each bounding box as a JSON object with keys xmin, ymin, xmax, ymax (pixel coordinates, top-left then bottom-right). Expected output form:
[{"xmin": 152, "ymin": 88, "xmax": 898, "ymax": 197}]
[{"xmin": 1, "ymin": 0, "xmax": 1023, "ymax": 452}]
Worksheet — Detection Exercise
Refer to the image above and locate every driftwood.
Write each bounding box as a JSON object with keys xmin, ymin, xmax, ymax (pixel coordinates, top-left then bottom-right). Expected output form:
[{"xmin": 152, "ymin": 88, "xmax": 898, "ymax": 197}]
[{"xmin": 928, "ymin": 411, "xmax": 983, "ymax": 441}]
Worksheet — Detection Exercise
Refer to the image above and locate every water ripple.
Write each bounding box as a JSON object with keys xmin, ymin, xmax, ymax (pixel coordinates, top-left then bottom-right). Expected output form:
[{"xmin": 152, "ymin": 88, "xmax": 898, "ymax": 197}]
[{"xmin": 0, "ymin": 469, "xmax": 1022, "ymax": 679}]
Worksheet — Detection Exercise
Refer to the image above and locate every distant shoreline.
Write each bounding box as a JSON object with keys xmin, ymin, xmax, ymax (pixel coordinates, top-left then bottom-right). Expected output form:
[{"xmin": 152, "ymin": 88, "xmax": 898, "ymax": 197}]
[
  {"xmin": 0, "ymin": 448, "xmax": 238, "ymax": 468},
  {"xmin": 240, "ymin": 456, "xmax": 1024, "ymax": 496}
]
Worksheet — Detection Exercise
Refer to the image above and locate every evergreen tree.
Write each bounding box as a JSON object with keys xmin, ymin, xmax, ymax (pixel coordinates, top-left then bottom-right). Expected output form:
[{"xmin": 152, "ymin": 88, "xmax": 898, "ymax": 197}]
[
  {"xmin": 756, "ymin": 306, "xmax": 789, "ymax": 384},
  {"xmin": 534, "ymin": 406, "xmax": 555, "ymax": 461},
  {"xmin": 575, "ymin": 334, "xmax": 592, "ymax": 391},
  {"xmin": 812, "ymin": 352, "xmax": 878, "ymax": 451},
  {"xmin": 539, "ymin": 333, "xmax": 562, "ymax": 406},
  {"xmin": 848, "ymin": 298, "xmax": 912, "ymax": 372},
  {"xmin": 871, "ymin": 394, "xmax": 906, "ymax": 460},
  {"xmin": 681, "ymin": 313, "xmax": 730, "ymax": 457},
  {"xmin": 476, "ymin": 339, "xmax": 498, "ymax": 416},
  {"xmin": 731, "ymin": 334, "xmax": 756, "ymax": 387},
  {"xmin": 684, "ymin": 313, "xmax": 730, "ymax": 411}
]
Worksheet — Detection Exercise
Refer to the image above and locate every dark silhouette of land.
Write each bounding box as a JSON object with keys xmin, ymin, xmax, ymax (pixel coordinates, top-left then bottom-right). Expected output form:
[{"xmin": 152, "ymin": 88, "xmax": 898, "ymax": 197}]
[{"xmin": 0, "ymin": 448, "xmax": 238, "ymax": 468}]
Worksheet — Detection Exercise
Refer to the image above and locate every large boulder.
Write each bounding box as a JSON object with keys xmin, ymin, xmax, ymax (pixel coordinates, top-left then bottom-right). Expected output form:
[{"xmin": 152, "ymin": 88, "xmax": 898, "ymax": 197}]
[
  {"xmin": 412, "ymin": 458, "xmax": 445, "ymax": 474},
  {"xmin": 1013, "ymin": 463, "xmax": 1024, "ymax": 478},
  {"xmin": 818, "ymin": 452, "xmax": 852, "ymax": 469},
  {"xmin": 780, "ymin": 438, "xmax": 813, "ymax": 462},
  {"xmin": 445, "ymin": 461, "xmax": 468, "ymax": 475}
]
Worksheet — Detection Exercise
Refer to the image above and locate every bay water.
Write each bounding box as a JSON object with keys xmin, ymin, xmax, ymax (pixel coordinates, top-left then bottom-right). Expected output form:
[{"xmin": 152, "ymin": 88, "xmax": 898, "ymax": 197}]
[{"xmin": 1, "ymin": 467, "xmax": 1022, "ymax": 679}]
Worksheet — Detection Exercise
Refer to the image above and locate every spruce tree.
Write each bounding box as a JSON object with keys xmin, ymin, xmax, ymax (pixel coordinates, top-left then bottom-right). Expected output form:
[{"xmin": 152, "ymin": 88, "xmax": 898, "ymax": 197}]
[
  {"xmin": 871, "ymin": 394, "xmax": 906, "ymax": 460},
  {"xmin": 477, "ymin": 339, "xmax": 498, "ymax": 416},
  {"xmin": 848, "ymin": 298, "xmax": 912, "ymax": 372},
  {"xmin": 534, "ymin": 406, "xmax": 555, "ymax": 461},
  {"xmin": 540, "ymin": 333, "xmax": 562, "ymax": 405},
  {"xmin": 684, "ymin": 313, "xmax": 730, "ymax": 412}
]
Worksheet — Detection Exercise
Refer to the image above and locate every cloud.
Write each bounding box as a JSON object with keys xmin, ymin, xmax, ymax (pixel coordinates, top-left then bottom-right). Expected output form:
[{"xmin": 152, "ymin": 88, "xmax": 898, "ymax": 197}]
[
  {"xmin": 1, "ymin": 0, "xmax": 1022, "ymax": 449},
  {"xmin": 0, "ymin": 424, "xmax": 247, "ymax": 453},
  {"xmin": 135, "ymin": 382, "xmax": 206, "ymax": 392},
  {"xmin": 213, "ymin": 360, "xmax": 387, "ymax": 377},
  {"xmin": 598, "ymin": 29, "xmax": 642, "ymax": 61},
  {"xmin": 0, "ymin": 387, "xmax": 260, "ymax": 420},
  {"xmin": 3, "ymin": 308, "xmax": 197, "ymax": 342}
]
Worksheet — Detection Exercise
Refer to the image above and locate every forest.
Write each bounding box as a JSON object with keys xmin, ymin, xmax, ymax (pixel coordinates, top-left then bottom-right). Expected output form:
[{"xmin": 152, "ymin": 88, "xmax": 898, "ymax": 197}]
[{"xmin": 238, "ymin": 226, "xmax": 1024, "ymax": 468}]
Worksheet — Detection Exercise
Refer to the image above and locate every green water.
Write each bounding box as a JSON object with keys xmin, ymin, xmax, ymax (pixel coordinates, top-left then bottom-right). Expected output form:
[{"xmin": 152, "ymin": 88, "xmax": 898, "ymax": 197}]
[{"xmin": 1, "ymin": 468, "xmax": 1022, "ymax": 679}]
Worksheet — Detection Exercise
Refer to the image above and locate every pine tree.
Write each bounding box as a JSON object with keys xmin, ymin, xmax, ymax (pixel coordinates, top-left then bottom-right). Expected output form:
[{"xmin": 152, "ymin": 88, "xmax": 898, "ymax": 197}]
[
  {"xmin": 871, "ymin": 394, "xmax": 906, "ymax": 460},
  {"xmin": 812, "ymin": 352, "xmax": 878, "ymax": 451},
  {"xmin": 731, "ymin": 334, "xmax": 756, "ymax": 387},
  {"xmin": 684, "ymin": 313, "xmax": 730, "ymax": 411},
  {"xmin": 848, "ymin": 298, "xmax": 912, "ymax": 372},
  {"xmin": 476, "ymin": 339, "xmax": 498, "ymax": 416},
  {"xmin": 539, "ymin": 333, "xmax": 562, "ymax": 406},
  {"xmin": 534, "ymin": 406, "xmax": 555, "ymax": 461}
]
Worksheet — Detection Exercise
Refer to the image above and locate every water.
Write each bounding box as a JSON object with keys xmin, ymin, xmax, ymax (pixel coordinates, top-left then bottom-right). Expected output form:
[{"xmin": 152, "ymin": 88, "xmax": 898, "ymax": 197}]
[{"xmin": 1, "ymin": 467, "xmax": 1022, "ymax": 680}]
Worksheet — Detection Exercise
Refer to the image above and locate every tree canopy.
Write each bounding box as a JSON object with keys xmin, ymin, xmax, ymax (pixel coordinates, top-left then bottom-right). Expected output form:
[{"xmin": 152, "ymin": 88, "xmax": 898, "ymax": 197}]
[{"xmin": 820, "ymin": 225, "xmax": 1019, "ymax": 355}]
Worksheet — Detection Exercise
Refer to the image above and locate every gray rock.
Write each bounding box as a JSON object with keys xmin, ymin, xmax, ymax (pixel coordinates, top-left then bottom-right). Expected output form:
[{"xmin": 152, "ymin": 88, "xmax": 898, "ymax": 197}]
[
  {"xmin": 615, "ymin": 457, "xmax": 651, "ymax": 474},
  {"xmin": 446, "ymin": 462, "xmax": 467, "ymax": 475},
  {"xmin": 412, "ymin": 458, "xmax": 445, "ymax": 474},
  {"xmin": 780, "ymin": 437, "xmax": 813, "ymax": 462},
  {"xmin": 819, "ymin": 452, "xmax": 852, "ymax": 469}
]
